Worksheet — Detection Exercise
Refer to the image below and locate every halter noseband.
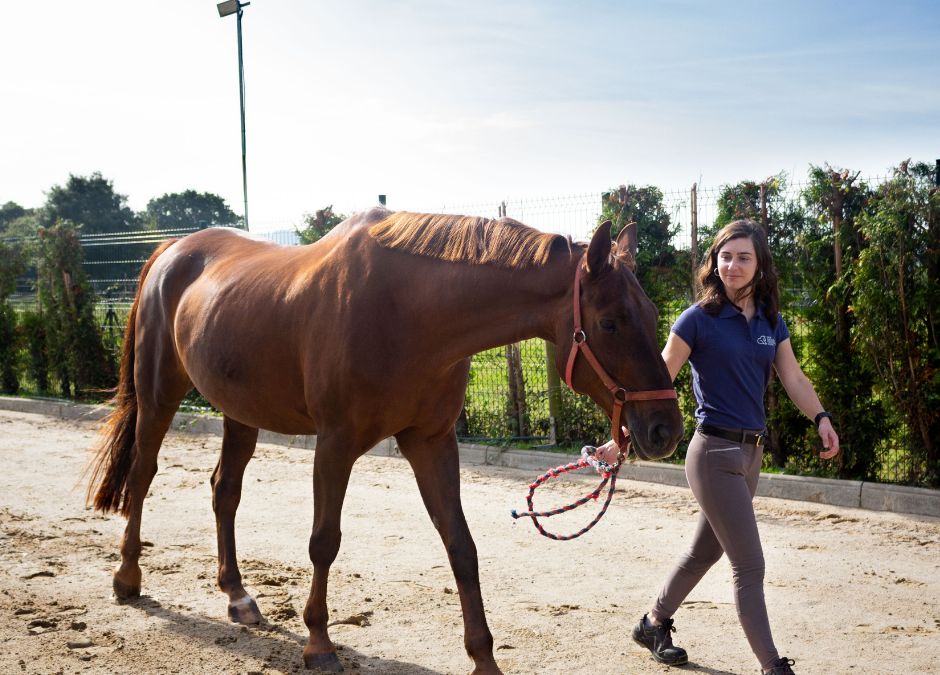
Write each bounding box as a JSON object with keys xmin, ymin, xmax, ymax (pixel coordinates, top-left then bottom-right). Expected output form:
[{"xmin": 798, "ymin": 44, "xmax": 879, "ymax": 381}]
[{"xmin": 563, "ymin": 254, "xmax": 678, "ymax": 452}]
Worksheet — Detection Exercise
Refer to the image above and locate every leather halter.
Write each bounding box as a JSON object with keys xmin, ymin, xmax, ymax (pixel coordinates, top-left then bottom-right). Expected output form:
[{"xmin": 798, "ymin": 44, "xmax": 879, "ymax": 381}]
[{"xmin": 564, "ymin": 254, "xmax": 678, "ymax": 452}]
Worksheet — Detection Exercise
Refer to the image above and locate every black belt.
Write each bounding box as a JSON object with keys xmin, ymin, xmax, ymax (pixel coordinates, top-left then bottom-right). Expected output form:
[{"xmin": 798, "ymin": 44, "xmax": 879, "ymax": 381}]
[{"xmin": 698, "ymin": 424, "xmax": 766, "ymax": 447}]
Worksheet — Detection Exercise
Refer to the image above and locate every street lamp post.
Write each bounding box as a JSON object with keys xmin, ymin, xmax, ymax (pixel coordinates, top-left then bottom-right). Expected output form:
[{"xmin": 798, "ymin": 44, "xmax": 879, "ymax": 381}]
[{"xmin": 217, "ymin": 0, "xmax": 251, "ymax": 231}]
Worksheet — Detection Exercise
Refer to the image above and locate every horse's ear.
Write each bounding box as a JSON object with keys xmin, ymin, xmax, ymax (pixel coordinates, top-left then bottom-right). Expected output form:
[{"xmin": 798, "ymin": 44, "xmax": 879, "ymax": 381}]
[
  {"xmin": 616, "ymin": 222, "xmax": 637, "ymax": 273},
  {"xmin": 586, "ymin": 220, "xmax": 613, "ymax": 275}
]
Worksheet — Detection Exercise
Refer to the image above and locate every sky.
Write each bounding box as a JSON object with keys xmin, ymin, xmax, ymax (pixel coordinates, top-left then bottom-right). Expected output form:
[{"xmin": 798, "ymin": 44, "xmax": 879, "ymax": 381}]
[{"xmin": 2, "ymin": 0, "xmax": 938, "ymax": 233}]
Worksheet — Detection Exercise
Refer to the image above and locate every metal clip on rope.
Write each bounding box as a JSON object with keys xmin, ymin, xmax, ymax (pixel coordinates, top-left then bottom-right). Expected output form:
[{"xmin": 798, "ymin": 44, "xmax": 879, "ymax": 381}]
[{"xmin": 510, "ymin": 446, "xmax": 624, "ymax": 541}]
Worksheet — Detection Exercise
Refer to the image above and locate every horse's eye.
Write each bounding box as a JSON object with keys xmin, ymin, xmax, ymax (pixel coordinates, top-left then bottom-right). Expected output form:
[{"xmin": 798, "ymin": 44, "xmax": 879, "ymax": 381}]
[{"xmin": 600, "ymin": 319, "xmax": 616, "ymax": 334}]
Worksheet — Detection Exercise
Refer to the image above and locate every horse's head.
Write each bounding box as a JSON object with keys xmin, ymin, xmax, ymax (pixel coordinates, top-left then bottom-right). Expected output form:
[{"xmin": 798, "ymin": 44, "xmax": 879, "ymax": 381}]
[{"xmin": 555, "ymin": 221, "xmax": 684, "ymax": 460}]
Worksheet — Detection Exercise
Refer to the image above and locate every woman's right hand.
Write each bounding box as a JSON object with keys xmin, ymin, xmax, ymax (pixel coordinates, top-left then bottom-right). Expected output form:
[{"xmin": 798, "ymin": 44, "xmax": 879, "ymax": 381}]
[
  {"xmin": 595, "ymin": 439, "xmax": 621, "ymax": 465},
  {"xmin": 818, "ymin": 418, "xmax": 840, "ymax": 459}
]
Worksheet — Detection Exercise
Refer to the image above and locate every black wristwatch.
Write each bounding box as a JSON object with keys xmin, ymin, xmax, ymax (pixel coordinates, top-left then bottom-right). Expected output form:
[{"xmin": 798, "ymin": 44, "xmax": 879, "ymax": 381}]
[{"xmin": 814, "ymin": 411, "xmax": 833, "ymax": 427}]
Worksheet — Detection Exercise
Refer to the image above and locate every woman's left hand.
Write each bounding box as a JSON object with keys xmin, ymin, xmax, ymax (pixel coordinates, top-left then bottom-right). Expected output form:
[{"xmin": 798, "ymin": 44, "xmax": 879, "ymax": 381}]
[{"xmin": 818, "ymin": 418, "xmax": 840, "ymax": 459}]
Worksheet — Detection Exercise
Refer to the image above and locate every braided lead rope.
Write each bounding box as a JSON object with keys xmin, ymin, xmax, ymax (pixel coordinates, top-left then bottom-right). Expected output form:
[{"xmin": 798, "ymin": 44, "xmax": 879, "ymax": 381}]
[{"xmin": 510, "ymin": 446, "xmax": 623, "ymax": 541}]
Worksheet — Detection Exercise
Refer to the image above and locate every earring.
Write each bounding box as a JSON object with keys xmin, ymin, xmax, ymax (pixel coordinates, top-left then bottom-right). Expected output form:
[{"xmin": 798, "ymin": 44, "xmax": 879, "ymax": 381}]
[
  {"xmin": 714, "ymin": 268, "xmax": 719, "ymax": 276},
  {"xmin": 760, "ymin": 271, "xmax": 764, "ymax": 278}
]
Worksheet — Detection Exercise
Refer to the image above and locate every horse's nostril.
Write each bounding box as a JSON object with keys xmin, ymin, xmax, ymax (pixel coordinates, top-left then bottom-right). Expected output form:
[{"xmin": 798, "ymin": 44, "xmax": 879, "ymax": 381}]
[{"xmin": 648, "ymin": 423, "xmax": 669, "ymax": 450}]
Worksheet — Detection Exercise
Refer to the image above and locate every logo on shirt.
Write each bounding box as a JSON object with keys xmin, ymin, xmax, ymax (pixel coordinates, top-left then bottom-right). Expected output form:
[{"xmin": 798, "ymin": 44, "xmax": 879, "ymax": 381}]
[{"xmin": 757, "ymin": 335, "xmax": 776, "ymax": 347}]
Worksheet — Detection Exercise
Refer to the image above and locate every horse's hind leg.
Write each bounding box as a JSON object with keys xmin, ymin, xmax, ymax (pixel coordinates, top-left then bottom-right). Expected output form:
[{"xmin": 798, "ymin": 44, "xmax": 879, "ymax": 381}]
[
  {"xmin": 397, "ymin": 428, "xmax": 503, "ymax": 675},
  {"xmin": 113, "ymin": 400, "xmax": 185, "ymax": 599},
  {"xmin": 301, "ymin": 432, "xmax": 357, "ymax": 672},
  {"xmin": 211, "ymin": 415, "xmax": 262, "ymax": 624}
]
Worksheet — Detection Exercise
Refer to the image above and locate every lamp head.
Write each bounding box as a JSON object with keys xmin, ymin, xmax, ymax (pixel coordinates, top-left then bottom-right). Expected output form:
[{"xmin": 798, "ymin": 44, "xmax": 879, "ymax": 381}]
[{"xmin": 217, "ymin": 1, "xmax": 239, "ymax": 17}]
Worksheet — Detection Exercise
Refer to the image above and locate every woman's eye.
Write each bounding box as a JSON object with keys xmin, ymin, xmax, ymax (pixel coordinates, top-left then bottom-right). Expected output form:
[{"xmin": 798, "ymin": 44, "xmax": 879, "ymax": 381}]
[{"xmin": 600, "ymin": 319, "xmax": 616, "ymax": 334}]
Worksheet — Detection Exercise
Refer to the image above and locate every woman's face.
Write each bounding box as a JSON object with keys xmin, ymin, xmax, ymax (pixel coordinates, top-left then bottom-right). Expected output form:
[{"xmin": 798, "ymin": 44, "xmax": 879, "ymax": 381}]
[{"xmin": 717, "ymin": 236, "xmax": 757, "ymax": 300}]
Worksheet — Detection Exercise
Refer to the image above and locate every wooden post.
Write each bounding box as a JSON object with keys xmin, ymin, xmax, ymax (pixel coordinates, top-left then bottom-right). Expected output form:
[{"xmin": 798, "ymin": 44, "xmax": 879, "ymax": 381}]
[
  {"xmin": 512, "ymin": 343, "xmax": 527, "ymax": 437},
  {"xmin": 505, "ymin": 344, "xmax": 519, "ymax": 436},
  {"xmin": 760, "ymin": 182, "xmax": 769, "ymax": 239},
  {"xmin": 828, "ymin": 169, "xmax": 845, "ymax": 279},
  {"xmin": 62, "ymin": 270, "xmax": 76, "ymax": 312},
  {"xmin": 690, "ymin": 183, "xmax": 700, "ymax": 299},
  {"xmin": 618, "ymin": 185, "xmax": 631, "ymax": 231},
  {"xmin": 544, "ymin": 340, "xmax": 561, "ymax": 445}
]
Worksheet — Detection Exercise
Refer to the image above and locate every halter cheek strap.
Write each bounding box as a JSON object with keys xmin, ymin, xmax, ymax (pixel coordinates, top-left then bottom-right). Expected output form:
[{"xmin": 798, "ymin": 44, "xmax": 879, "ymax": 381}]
[{"xmin": 563, "ymin": 254, "xmax": 677, "ymax": 451}]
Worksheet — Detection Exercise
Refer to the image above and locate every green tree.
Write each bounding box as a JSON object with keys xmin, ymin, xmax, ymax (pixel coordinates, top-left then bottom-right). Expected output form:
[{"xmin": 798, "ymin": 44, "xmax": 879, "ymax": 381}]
[
  {"xmin": 707, "ymin": 174, "xmax": 820, "ymax": 469},
  {"xmin": 852, "ymin": 161, "xmax": 939, "ymax": 486},
  {"xmin": 35, "ymin": 220, "xmax": 113, "ymax": 397},
  {"xmin": 0, "ymin": 201, "xmax": 28, "ymax": 232},
  {"xmin": 0, "ymin": 240, "xmax": 25, "ymax": 394},
  {"xmin": 1, "ymin": 213, "xmax": 41, "ymax": 239},
  {"xmin": 295, "ymin": 206, "xmax": 345, "ymax": 245},
  {"xmin": 144, "ymin": 190, "xmax": 240, "ymax": 230},
  {"xmin": 44, "ymin": 173, "xmax": 136, "ymax": 234},
  {"xmin": 798, "ymin": 165, "xmax": 885, "ymax": 480},
  {"xmin": 598, "ymin": 185, "xmax": 695, "ymax": 457},
  {"xmin": 599, "ymin": 185, "xmax": 690, "ymax": 339}
]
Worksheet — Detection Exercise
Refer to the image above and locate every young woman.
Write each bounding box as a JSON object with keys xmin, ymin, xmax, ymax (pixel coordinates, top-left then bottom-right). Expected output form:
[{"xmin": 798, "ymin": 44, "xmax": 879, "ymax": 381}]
[{"xmin": 600, "ymin": 220, "xmax": 839, "ymax": 675}]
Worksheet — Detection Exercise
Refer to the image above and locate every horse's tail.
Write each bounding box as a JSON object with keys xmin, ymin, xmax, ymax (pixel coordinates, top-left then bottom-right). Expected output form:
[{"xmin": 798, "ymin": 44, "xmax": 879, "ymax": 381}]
[{"xmin": 84, "ymin": 238, "xmax": 180, "ymax": 515}]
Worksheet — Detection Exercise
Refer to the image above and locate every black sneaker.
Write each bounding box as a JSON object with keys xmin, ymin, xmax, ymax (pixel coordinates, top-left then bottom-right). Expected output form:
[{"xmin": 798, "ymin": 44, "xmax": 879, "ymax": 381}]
[
  {"xmin": 631, "ymin": 614, "xmax": 689, "ymax": 666},
  {"xmin": 764, "ymin": 657, "xmax": 796, "ymax": 674}
]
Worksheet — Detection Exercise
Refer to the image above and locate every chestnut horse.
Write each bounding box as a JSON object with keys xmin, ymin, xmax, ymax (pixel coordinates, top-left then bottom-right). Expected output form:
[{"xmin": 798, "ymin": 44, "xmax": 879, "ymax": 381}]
[{"xmin": 86, "ymin": 207, "xmax": 683, "ymax": 674}]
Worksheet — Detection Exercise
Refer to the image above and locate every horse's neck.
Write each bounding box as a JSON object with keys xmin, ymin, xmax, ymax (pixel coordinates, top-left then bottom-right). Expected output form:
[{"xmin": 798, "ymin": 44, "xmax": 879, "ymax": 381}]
[{"xmin": 434, "ymin": 256, "xmax": 576, "ymax": 361}]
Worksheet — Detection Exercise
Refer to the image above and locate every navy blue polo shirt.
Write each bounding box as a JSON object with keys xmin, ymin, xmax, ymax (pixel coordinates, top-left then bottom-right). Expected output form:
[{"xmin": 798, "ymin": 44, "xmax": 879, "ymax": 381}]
[{"xmin": 670, "ymin": 302, "xmax": 790, "ymax": 431}]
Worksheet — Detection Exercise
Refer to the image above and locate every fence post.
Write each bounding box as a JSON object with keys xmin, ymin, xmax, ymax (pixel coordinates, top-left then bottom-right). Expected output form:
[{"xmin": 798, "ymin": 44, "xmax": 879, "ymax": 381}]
[
  {"xmin": 690, "ymin": 183, "xmax": 699, "ymax": 299},
  {"xmin": 760, "ymin": 182, "xmax": 769, "ymax": 239},
  {"xmin": 512, "ymin": 343, "xmax": 527, "ymax": 436},
  {"xmin": 544, "ymin": 340, "xmax": 561, "ymax": 445},
  {"xmin": 618, "ymin": 185, "xmax": 631, "ymax": 228},
  {"xmin": 505, "ymin": 344, "xmax": 519, "ymax": 436}
]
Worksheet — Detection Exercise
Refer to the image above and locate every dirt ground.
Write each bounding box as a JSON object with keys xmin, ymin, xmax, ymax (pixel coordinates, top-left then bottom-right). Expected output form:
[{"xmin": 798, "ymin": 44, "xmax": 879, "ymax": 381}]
[{"xmin": 0, "ymin": 409, "xmax": 938, "ymax": 675}]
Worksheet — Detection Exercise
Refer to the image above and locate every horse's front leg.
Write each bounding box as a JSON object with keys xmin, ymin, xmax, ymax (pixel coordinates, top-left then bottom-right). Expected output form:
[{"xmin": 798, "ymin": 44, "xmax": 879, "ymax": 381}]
[
  {"xmin": 398, "ymin": 428, "xmax": 503, "ymax": 675},
  {"xmin": 212, "ymin": 415, "xmax": 261, "ymax": 623},
  {"xmin": 302, "ymin": 433, "xmax": 357, "ymax": 672}
]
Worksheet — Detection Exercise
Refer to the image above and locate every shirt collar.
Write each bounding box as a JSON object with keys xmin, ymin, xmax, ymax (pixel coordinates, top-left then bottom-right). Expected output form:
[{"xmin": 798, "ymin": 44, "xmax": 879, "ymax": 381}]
[{"xmin": 718, "ymin": 301, "xmax": 769, "ymax": 320}]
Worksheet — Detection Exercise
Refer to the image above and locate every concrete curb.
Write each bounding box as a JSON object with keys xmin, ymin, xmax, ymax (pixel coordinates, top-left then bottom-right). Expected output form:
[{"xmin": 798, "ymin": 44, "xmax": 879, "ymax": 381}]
[{"xmin": 3, "ymin": 396, "xmax": 938, "ymax": 519}]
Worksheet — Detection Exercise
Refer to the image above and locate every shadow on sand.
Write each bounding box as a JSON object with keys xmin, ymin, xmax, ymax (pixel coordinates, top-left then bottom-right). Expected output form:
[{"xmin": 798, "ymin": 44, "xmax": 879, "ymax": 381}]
[{"xmin": 127, "ymin": 594, "xmax": 448, "ymax": 674}]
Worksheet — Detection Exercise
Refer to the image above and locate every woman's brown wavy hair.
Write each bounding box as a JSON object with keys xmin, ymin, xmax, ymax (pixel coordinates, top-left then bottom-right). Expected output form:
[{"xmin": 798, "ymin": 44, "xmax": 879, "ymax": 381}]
[{"xmin": 697, "ymin": 219, "xmax": 780, "ymax": 328}]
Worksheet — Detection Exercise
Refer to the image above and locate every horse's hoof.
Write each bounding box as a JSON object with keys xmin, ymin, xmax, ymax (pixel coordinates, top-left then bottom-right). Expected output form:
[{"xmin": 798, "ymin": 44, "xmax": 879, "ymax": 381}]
[
  {"xmin": 303, "ymin": 651, "xmax": 344, "ymax": 672},
  {"xmin": 227, "ymin": 595, "xmax": 263, "ymax": 624},
  {"xmin": 112, "ymin": 576, "xmax": 141, "ymax": 601}
]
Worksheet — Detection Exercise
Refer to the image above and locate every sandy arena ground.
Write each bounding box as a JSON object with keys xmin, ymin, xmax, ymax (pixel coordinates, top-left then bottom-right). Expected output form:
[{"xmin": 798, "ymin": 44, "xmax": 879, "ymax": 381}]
[{"xmin": 1, "ymin": 409, "xmax": 938, "ymax": 675}]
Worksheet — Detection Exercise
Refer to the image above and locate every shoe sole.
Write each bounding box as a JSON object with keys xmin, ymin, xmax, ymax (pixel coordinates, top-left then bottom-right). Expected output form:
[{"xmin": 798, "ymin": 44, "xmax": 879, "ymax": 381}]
[{"xmin": 631, "ymin": 633, "xmax": 689, "ymax": 666}]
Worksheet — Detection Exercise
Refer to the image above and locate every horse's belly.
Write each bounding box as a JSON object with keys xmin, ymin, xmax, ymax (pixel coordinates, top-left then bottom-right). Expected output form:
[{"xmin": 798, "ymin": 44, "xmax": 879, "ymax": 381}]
[{"xmin": 176, "ymin": 303, "xmax": 316, "ymax": 434}]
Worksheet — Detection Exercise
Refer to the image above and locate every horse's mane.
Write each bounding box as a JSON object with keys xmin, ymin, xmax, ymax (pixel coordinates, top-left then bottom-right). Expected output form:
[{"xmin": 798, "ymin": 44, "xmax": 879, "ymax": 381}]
[{"xmin": 368, "ymin": 212, "xmax": 578, "ymax": 268}]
